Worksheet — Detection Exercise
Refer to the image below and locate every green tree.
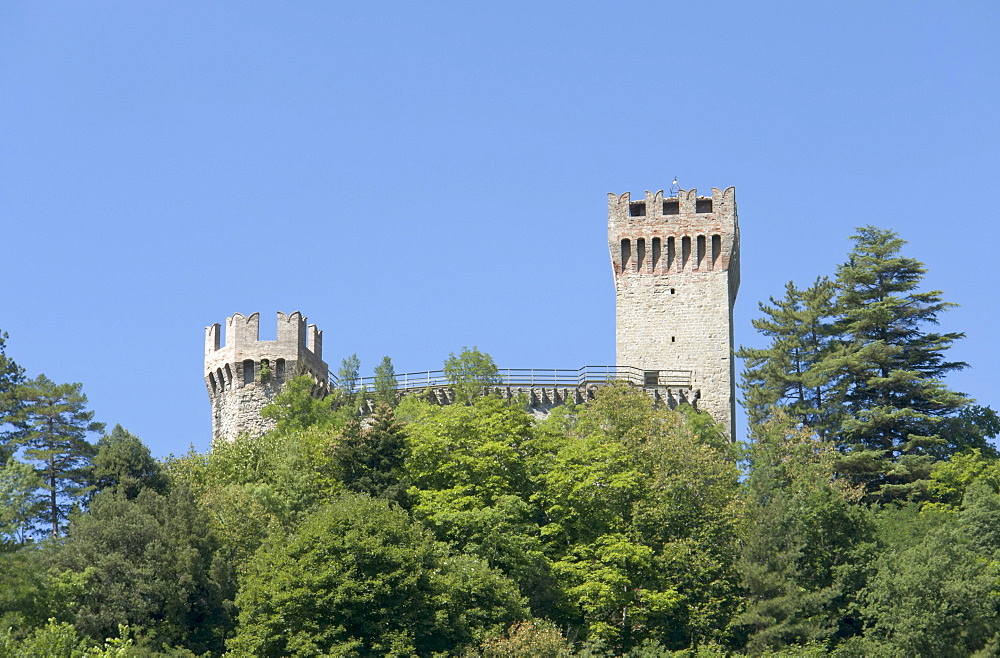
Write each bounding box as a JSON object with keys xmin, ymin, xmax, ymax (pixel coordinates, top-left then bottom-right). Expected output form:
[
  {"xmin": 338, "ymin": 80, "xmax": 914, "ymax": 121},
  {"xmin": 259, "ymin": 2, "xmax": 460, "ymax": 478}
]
[
  {"xmin": 230, "ymin": 493, "xmax": 526, "ymax": 656},
  {"xmin": 373, "ymin": 355, "xmax": 400, "ymax": 407},
  {"xmin": 737, "ymin": 278, "xmax": 842, "ymax": 438},
  {"xmin": 51, "ymin": 484, "xmax": 233, "ymax": 654},
  {"xmin": 850, "ymin": 506, "xmax": 1000, "ymax": 656},
  {"xmin": 0, "ymin": 331, "xmax": 25, "ymax": 464},
  {"xmin": 0, "ymin": 618, "xmax": 88, "ymax": 657},
  {"xmin": 835, "ymin": 226, "xmax": 970, "ymax": 500},
  {"xmin": 0, "ymin": 549, "xmax": 48, "ymax": 637},
  {"xmin": 9, "ymin": 375, "xmax": 103, "ymax": 537},
  {"xmin": 166, "ymin": 425, "xmax": 341, "ymax": 575},
  {"xmin": 0, "ymin": 458, "xmax": 43, "ymax": 545},
  {"xmin": 330, "ymin": 402, "xmax": 409, "ymax": 504},
  {"xmin": 444, "ymin": 346, "xmax": 500, "ymax": 404},
  {"xmin": 404, "ymin": 395, "xmax": 561, "ymax": 621},
  {"xmin": 735, "ymin": 413, "xmax": 873, "ymax": 654},
  {"xmin": 334, "ymin": 352, "xmax": 361, "ymax": 408},
  {"xmin": 261, "ymin": 374, "xmax": 340, "ymax": 433},
  {"xmin": 560, "ymin": 385, "xmax": 743, "ymax": 650},
  {"xmin": 91, "ymin": 425, "xmax": 168, "ymax": 499}
]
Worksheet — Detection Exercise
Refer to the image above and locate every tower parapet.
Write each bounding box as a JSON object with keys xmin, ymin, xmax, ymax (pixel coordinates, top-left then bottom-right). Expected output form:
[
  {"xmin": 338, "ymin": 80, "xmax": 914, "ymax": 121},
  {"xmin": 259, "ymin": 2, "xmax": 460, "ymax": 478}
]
[
  {"xmin": 609, "ymin": 186, "xmax": 740, "ymax": 437},
  {"xmin": 204, "ymin": 311, "xmax": 329, "ymax": 442}
]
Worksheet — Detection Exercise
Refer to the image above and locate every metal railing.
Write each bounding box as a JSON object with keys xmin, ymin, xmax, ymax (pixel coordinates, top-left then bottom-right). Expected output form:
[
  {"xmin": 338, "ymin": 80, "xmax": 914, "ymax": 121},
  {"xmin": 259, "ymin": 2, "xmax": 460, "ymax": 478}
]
[{"xmin": 329, "ymin": 365, "xmax": 691, "ymax": 393}]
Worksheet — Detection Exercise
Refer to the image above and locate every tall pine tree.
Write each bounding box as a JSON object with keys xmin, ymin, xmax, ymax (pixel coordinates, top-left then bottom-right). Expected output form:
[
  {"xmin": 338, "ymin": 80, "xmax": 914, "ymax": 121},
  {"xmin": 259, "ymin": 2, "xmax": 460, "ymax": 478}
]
[
  {"xmin": 10, "ymin": 375, "xmax": 103, "ymax": 537},
  {"xmin": 835, "ymin": 226, "xmax": 969, "ymax": 500},
  {"xmin": 738, "ymin": 277, "xmax": 843, "ymax": 438}
]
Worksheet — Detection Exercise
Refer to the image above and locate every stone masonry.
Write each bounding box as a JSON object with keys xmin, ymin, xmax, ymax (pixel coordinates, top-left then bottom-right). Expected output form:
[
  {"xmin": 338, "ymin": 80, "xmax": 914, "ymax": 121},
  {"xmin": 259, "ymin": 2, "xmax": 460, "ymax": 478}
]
[
  {"xmin": 608, "ymin": 187, "xmax": 740, "ymax": 437},
  {"xmin": 205, "ymin": 311, "xmax": 328, "ymax": 442},
  {"xmin": 205, "ymin": 186, "xmax": 741, "ymax": 441}
]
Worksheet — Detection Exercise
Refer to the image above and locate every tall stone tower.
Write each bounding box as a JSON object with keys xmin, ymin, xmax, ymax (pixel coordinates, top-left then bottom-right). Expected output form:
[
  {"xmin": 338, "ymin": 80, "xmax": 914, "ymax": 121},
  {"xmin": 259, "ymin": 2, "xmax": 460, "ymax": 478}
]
[
  {"xmin": 205, "ymin": 311, "xmax": 329, "ymax": 442},
  {"xmin": 608, "ymin": 186, "xmax": 740, "ymax": 437}
]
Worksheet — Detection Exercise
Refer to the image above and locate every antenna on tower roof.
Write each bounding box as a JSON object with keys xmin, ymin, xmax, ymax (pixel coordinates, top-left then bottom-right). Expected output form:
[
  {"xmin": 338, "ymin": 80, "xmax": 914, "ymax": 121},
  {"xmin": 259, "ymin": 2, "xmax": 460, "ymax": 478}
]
[{"xmin": 669, "ymin": 177, "xmax": 680, "ymax": 197}]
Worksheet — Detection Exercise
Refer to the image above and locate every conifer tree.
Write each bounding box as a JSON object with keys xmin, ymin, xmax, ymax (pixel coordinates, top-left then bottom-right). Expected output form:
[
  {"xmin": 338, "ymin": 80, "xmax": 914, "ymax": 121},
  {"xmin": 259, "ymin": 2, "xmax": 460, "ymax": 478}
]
[
  {"xmin": 9, "ymin": 375, "xmax": 103, "ymax": 537},
  {"xmin": 737, "ymin": 277, "xmax": 842, "ymax": 438},
  {"xmin": 735, "ymin": 413, "xmax": 871, "ymax": 653},
  {"xmin": 331, "ymin": 403, "xmax": 408, "ymax": 505},
  {"xmin": 835, "ymin": 226, "xmax": 969, "ymax": 499}
]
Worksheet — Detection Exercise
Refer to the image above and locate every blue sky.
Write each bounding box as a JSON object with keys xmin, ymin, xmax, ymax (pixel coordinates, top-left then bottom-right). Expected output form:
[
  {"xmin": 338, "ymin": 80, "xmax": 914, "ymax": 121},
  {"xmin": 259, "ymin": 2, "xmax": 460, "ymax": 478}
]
[{"xmin": 2, "ymin": 2, "xmax": 997, "ymax": 457}]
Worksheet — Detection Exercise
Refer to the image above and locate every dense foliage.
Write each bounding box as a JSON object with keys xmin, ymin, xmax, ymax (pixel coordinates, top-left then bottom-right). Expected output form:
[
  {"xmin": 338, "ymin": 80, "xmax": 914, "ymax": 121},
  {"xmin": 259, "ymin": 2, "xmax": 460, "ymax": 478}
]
[{"xmin": 0, "ymin": 225, "xmax": 996, "ymax": 656}]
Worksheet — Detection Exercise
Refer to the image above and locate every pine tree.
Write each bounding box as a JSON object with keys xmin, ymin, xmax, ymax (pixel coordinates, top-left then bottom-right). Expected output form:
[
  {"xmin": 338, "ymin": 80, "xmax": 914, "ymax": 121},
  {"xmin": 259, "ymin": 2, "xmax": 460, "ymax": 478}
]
[
  {"xmin": 835, "ymin": 226, "xmax": 969, "ymax": 499},
  {"xmin": 735, "ymin": 413, "xmax": 871, "ymax": 653},
  {"xmin": 10, "ymin": 375, "xmax": 103, "ymax": 537},
  {"xmin": 331, "ymin": 403, "xmax": 408, "ymax": 505},
  {"xmin": 737, "ymin": 277, "xmax": 842, "ymax": 438}
]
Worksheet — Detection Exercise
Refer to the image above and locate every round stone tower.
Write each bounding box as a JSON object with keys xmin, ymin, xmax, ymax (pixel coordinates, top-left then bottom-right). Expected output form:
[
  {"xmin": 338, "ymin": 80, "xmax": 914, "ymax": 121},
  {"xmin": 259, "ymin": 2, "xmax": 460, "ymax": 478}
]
[
  {"xmin": 608, "ymin": 186, "xmax": 740, "ymax": 438},
  {"xmin": 204, "ymin": 311, "xmax": 329, "ymax": 442}
]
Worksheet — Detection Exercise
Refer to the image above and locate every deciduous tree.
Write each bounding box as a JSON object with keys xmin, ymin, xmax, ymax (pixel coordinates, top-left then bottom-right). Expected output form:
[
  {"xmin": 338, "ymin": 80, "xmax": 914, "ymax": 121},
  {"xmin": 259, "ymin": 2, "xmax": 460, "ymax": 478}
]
[
  {"xmin": 0, "ymin": 330, "xmax": 25, "ymax": 463},
  {"xmin": 230, "ymin": 493, "xmax": 526, "ymax": 656},
  {"xmin": 91, "ymin": 425, "xmax": 168, "ymax": 499},
  {"xmin": 373, "ymin": 355, "xmax": 400, "ymax": 407},
  {"xmin": 51, "ymin": 484, "xmax": 233, "ymax": 654},
  {"xmin": 444, "ymin": 346, "xmax": 500, "ymax": 404}
]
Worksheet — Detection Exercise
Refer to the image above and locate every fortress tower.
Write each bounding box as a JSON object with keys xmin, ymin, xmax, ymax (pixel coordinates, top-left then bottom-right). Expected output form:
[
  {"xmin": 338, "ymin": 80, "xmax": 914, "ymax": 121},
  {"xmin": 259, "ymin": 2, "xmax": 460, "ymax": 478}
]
[
  {"xmin": 608, "ymin": 186, "xmax": 740, "ymax": 437},
  {"xmin": 205, "ymin": 311, "xmax": 329, "ymax": 442}
]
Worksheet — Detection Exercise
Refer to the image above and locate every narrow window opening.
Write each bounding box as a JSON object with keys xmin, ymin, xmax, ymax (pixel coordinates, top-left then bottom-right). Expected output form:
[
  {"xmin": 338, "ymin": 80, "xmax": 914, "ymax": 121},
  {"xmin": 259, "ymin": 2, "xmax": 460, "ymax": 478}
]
[
  {"xmin": 663, "ymin": 199, "xmax": 679, "ymax": 215},
  {"xmin": 620, "ymin": 238, "xmax": 632, "ymax": 273},
  {"xmin": 697, "ymin": 235, "xmax": 706, "ymax": 268},
  {"xmin": 636, "ymin": 238, "xmax": 646, "ymax": 270},
  {"xmin": 712, "ymin": 234, "xmax": 722, "ymax": 267},
  {"xmin": 243, "ymin": 359, "xmax": 255, "ymax": 385},
  {"xmin": 629, "ymin": 202, "xmax": 646, "ymax": 217},
  {"xmin": 670, "ymin": 288, "xmax": 675, "ymax": 294},
  {"xmin": 276, "ymin": 358, "xmax": 286, "ymax": 382},
  {"xmin": 666, "ymin": 237, "xmax": 675, "ymax": 270},
  {"xmin": 681, "ymin": 236, "xmax": 691, "ymax": 269},
  {"xmin": 651, "ymin": 237, "xmax": 661, "ymax": 270},
  {"xmin": 671, "ymin": 336, "xmax": 676, "ymax": 342},
  {"xmin": 696, "ymin": 198, "xmax": 713, "ymax": 213}
]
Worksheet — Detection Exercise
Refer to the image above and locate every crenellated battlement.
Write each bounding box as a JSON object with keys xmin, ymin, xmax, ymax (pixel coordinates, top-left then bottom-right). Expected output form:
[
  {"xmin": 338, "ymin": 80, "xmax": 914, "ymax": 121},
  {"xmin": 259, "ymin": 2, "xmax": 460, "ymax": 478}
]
[
  {"xmin": 608, "ymin": 187, "xmax": 737, "ymax": 224},
  {"xmin": 204, "ymin": 311, "xmax": 329, "ymax": 441},
  {"xmin": 608, "ymin": 187, "xmax": 740, "ymax": 282}
]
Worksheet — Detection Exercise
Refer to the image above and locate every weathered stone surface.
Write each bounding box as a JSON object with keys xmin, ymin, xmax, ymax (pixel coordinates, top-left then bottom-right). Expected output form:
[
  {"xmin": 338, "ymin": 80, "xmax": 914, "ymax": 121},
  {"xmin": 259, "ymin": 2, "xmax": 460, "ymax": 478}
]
[
  {"xmin": 608, "ymin": 186, "xmax": 740, "ymax": 438},
  {"xmin": 204, "ymin": 311, "xmax": 329, "ymax": 442},
  {"xmin": 204, "ymin": 185, "xmax": 741, "ymax": 441}
]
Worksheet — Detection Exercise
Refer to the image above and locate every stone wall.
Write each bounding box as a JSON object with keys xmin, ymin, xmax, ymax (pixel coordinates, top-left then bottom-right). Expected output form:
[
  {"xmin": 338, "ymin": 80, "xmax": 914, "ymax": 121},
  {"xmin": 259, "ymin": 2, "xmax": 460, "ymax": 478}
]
[
  {"xmin": 608, "ymin": 186, "xmax": 740, "ymax": 437},
  {"xmin": 205, "ymin": 311, "xmax": 329, "ymax": 442}
]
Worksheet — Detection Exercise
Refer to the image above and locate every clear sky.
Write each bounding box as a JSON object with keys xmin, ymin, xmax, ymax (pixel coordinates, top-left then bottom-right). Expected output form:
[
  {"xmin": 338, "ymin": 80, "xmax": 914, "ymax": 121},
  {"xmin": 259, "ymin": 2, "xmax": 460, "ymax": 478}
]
[{"xmin": 2, "ymin": 2, "xmax": 997, "ymax": 457}]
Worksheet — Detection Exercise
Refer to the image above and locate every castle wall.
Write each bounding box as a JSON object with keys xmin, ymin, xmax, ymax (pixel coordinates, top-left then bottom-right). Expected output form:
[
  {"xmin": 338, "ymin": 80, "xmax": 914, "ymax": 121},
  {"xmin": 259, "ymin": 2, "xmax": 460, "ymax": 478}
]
[
  {"xmin": 211, "ymin": 377, "xmax": 284, "ymax": 440},
  {"xmin": 205, "ymin": 311, "xmax": 329, "ymax": 442},
  {"xmin": 609, "ymin": 186, "xmax": 740, "ymax": 437}
]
